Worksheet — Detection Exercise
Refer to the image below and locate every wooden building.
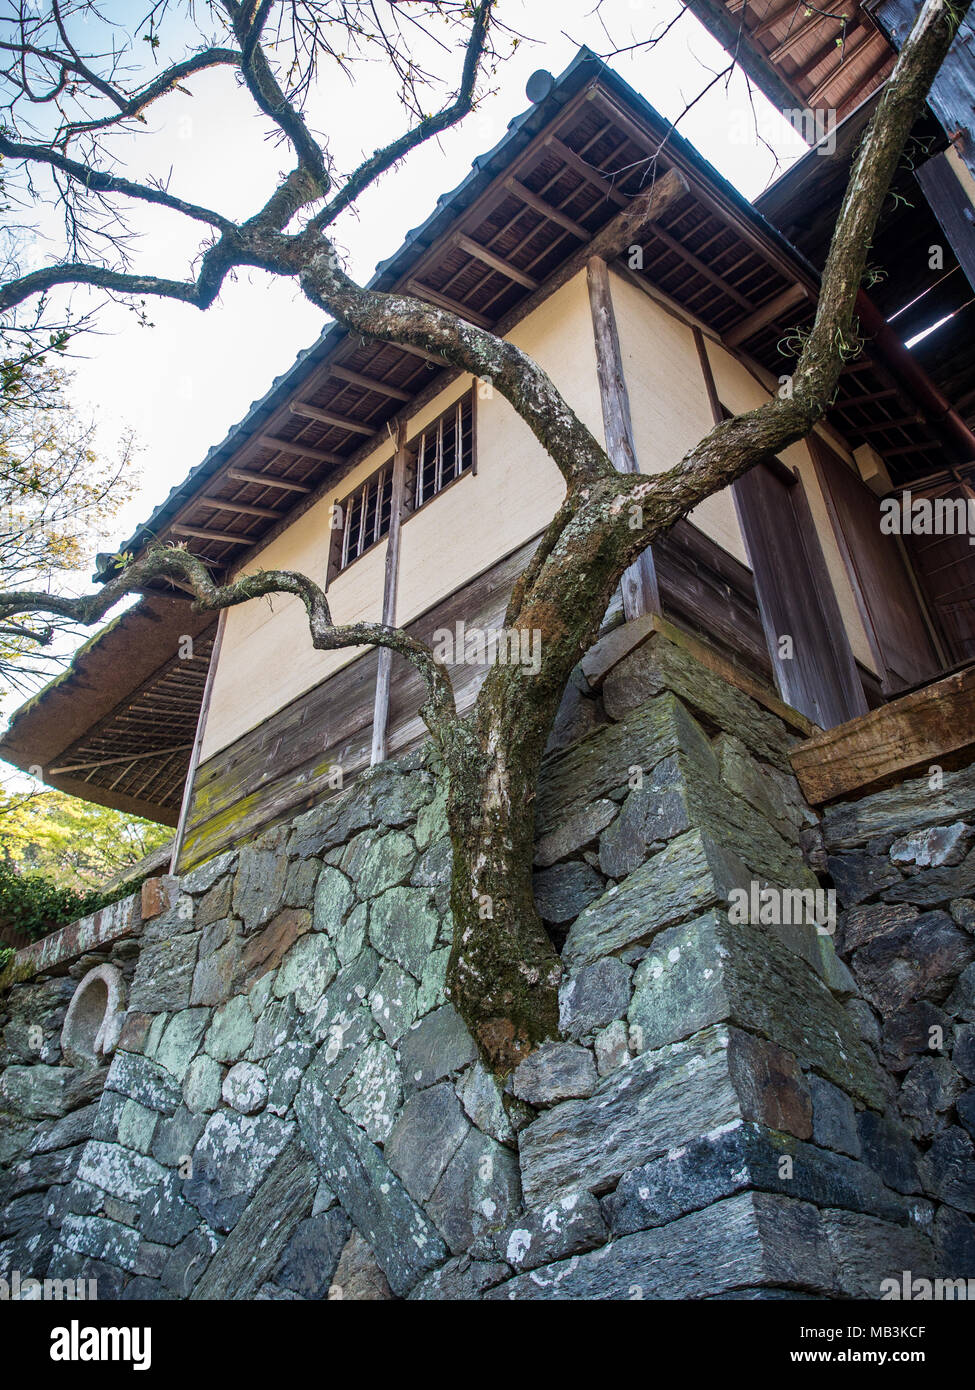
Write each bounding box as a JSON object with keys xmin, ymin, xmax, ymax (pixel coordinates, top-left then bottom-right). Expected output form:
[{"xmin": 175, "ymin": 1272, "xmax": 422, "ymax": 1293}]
[{"xmin": 2, "ymin": 43, "xmax": 973, "ymax": 870}]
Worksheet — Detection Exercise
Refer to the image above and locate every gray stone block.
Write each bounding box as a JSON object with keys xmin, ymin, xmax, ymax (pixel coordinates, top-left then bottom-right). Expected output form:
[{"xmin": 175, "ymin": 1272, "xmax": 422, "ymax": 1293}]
[{"xmin": 295, "ymin": 1055, "xmax": 447, "ymax": 1295}]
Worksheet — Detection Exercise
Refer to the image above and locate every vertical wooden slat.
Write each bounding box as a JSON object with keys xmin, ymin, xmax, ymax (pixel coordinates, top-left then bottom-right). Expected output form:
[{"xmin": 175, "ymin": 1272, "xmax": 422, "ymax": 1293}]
[
  {"xmin": 586, "ymin": 255, "xmax": 660, "ymax": 619},
  {"xmin": 171, "ymin": 610, "xmax": 227, "ymax": 874},
  {"xmin": 371, "ymin": 424, "xmax": 409, "ymax": 765},
  {"xmin": 695, "ymin": 325, "xmax": 867, "ymax": 727}
]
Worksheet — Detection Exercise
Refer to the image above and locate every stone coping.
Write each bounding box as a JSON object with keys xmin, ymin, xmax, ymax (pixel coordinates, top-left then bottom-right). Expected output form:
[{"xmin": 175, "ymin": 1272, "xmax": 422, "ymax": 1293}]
[{"xmin": 0, "ymin": 876, "xmax": 178, "ymax": 989}]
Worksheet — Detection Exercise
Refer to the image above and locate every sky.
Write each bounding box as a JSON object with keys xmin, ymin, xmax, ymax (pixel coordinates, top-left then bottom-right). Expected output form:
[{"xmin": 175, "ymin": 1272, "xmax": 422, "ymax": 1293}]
[{"xmin": 1, "ymin": 0, "xmax": 816, "ymax": 735}]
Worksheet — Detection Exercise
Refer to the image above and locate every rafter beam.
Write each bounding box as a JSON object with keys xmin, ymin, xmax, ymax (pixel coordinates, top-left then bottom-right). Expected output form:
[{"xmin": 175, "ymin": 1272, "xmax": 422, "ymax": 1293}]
[
  {"xmin": 171, "ymin": 524, "xmax": 252, "ymax": 545},
  {"xmin": 753, "ymin": 0, "xmax": 806, "ymax": 40},
  {"xmin": 258, "ymin": 433, "xmax": 345, "ymax": 462},
  {"xmin": 806, "ymin": 30, "xmax": 876, "ymax": 103},
  {"xmin": 50, "ymin": 744, "xmax": 193, "ymax": 775},
  {"xmin": 724, "ymin": 282, "xmax": 809, "ymax": 345},
  {"xmin": 453, "ymin": 233, "xmax": 539, "ymax": 289},
  {"xmin": 645, "ymin": 221, "xmax": 754, "ymax": 310},
  {"xmin": 404, "ymin": 279, "xmax": 494, "ymax": 328},
  {"xmin": 503, "ymin": 177, "xmax": 590, "ymax": 239},
  {"xmin": 388, "ymin": 341, "xmax": 447, "ymax": 366},
  {"xmin": 544, "ymin": 136, "xmax": 628, "ymax": 207},
  {"xmin": 289, "ymin": 403, "xmax": 374, "ymax": 436},
  {"xmin": 769, "ymin": 10, "xmax": 835, "ymax": 62},
  {"xmin": 200, "ymin": 496, "xmax": 282, "ymax": 519},
  {"xmin": 328, "ymin": 365, "xmax": 411, "ymax": 401},
  {"xmin": 226, "ymin": 468, "xmax": 312, "ymax": 493}
]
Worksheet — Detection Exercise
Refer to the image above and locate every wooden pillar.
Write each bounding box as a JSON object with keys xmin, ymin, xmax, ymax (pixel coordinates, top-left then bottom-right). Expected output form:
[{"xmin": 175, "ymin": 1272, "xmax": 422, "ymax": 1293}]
[
  {"xmin": 587, "ymin": 255, "xmax": 660, "ymax": 620},
  {"xmin": 371, "ymin": 424, "xmax": 409, "ymax": 766},
  {"xmin": 170, "ymin": 607, "xmax": 227, "ymax": 875}
]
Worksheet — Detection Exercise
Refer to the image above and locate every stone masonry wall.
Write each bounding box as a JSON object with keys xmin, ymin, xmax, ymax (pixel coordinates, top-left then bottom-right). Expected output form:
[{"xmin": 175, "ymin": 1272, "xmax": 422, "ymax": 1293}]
[
  {"xmin": 2, "ymin": 621, "xmax": 973, "ymax": 1299},
  {"xmin": 0, "ymin": 890, "xmax": 157, "ymax": 1283},
  {"xmin": 818, "ymin": 765, "xmax": 975, "ymax": 1275}
]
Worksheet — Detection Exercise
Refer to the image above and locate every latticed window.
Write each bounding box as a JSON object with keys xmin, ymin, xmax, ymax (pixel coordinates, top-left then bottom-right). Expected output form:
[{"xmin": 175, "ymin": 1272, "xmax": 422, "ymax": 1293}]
[
  {"xmin": 328, "ymin": 389, "xmax": 475, "ymax": 581},
  {"xmin": 411, "ymin": 391, "xmax": 475, "ymax": 509},
  {"xmin": 332, "ymin": 462, "xmax": 395, "ymax": 575}
]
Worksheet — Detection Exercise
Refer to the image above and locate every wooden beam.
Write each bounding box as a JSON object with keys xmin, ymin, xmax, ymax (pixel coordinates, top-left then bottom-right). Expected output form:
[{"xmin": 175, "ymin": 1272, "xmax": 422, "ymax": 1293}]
[
  {"xmin": 200, "ymin": 496, "xmax": 282, "ymax": 520},
  {"xmin": 806, "ymin": 28, "xmax": 875, "ymax": 102},
  {"xmin": 171, "ymin": 609, "xmax": 226, "ymax": 874},
  {"xmin": 289, "ymin": 403, "xmax": 374, "ymax": 436},
  {"xmin": 694, "ymin": 325, "xmax": 724, "ymax": 427},
  {"xmin": 50, "ymin": 743, "xmax": 193, "ymax": 775},
  {"xmin": 838, "ymin": 387, "xmax": 900, "ymax": 409},
  {"xmin": 453, "ymin": 233, "xmax": 539, "ymax": 290},
  {"xmin": 724, "ymin": 283, "xmax": 809, "ymax": 346},
  {"xmin": 227, "ymin": 468, "xmax": 311, "ymax": 493},
  {"xmin": 791, "ymin": 665, "xmax": 975, "ymax": 805},
  {"xmin": 328, "ymin": 365, "xmax": 411, "ymax": 401},
  {"xmin": 390, "ymin": 341, "xmax": 448, "ymax": 366},
  {"xmin": 503, "ymin": 177, "xmax": 590, "ymax": 239},
  {"xmin": 258, "ymin": 434, "xmax": 344, "ymax": 463},
  {"xmin": 753, "ymin": 0, "xmax": 806, "ymax": 40},
  {"xmin": 644, "ymin": 219, "xmax": 754, "ymax": 310},
  {"xmin": 854, "ymin": 414, "xmax": 927, "ymax": 436},
  {"xmin": 587, "ymin": 255, "xmax": 660, "ymax": 620},
  {"xmin": 371, "ymin": 424, "xmax": 409, "ymax": 766},
  {"xmin": 544, "ymin": 135, "xmax": 628, "ymax": 207},
  {"xmin": 171, "ymin": 524, "xmax": 251, "ymax": 545},
  {"xmin": 769, "ymin": 10, "xmax": 834, "ymax": 62},
  {"xmin": 404, "ymin": 279, "xmax": 493, "ymax": 328}
]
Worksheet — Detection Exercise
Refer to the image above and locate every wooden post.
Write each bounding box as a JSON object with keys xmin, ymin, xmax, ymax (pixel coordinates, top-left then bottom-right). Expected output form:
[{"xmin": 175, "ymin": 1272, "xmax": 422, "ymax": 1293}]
[
  {"xmin": 587, "ymin": 255, "xmax": 660, "ymax": 620},
  {"xmin": 371, "ymin": 424, "xmax": 409, "ymax": 765},
  {"xmin": 169, "ymin": 608, "xmax": 227, "ymax": 875}
]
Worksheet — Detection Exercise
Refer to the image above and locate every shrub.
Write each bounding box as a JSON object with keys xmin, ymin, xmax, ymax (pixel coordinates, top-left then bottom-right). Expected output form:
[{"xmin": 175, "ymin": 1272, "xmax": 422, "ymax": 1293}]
[{"xmin": 0, "ymin": 859, "xmax": 121, "ymax": 942}]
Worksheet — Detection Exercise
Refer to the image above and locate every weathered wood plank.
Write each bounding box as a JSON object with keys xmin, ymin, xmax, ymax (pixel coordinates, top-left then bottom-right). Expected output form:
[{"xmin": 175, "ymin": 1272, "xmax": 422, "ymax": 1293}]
[
  {"xmin": 790, "ymin": 664, "xmax": 975, "ymax": 805},
  {"xmin": 372, "ymin": 426, "xmax": 408, "ymax": 765},
  {"xmin": 587, "ymin": 255, "xmax": 660, "ymax": 620}
]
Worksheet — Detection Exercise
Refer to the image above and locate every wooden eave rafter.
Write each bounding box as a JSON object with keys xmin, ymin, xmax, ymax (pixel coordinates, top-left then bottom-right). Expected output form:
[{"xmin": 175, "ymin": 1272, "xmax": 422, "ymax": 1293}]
[{"xmin": 686, "ymin": 1, "xmax": 896, "ymax": 121}]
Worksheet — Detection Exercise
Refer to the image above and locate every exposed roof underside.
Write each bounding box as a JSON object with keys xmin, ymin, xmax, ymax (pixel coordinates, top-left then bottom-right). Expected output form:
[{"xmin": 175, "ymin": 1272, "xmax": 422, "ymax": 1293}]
[
  {"xmin": 686, "ymin": 0, "xmax": 896, "ymax": 121},
  {"xmin": 4, "ymin": 43, "xmax": 973, "ymax": 822},
  {"xmin": 1, "ymin": 595, "xmax": 216, "ymax": 824}
]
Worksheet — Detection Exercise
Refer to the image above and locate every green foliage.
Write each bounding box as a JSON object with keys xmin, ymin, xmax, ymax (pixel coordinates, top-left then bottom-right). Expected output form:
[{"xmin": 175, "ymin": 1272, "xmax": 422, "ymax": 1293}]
[
  {"xmin": 0, "ymin": 787, "xmax": 169, "ymax": 891},
  {"xmin": 0, "ymin": 944, "xmax": 13, "ymax": 973},
  {"xmin": 0, "ymin": 857, "xmax": 121, "ymax": 942}
]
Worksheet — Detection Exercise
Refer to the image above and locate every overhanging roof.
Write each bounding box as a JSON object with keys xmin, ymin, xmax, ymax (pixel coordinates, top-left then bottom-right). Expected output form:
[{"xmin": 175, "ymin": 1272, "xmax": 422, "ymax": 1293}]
[{"xmin": 0, "ymin": 595, "xmax": 216, "ymax": 823}]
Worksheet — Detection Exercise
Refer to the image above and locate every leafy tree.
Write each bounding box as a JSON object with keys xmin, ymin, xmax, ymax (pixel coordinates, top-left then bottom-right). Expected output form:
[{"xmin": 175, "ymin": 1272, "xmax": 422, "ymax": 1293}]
[
  {"xmin": 0, "ymin": 0, "xmax": 968, "ymax": 1070},
  {"xmin": 0, "ymin": 361, "xmax": 136, "ymax": 696},
  {"xmin": 0, "ymin": 786, "xmax": 169, "ymax": 890}
]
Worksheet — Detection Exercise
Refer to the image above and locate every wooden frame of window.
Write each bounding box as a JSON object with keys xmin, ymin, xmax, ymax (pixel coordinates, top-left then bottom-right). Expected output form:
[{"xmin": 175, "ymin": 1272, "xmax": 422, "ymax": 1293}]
[
  {"xmin": 326, "ymin": 458, "xmax": 395, "ymax": 586},
  {"xmin": 407, "ymin": 388, "xmax": 477, "ymax": 516},
  {"xmin": 326, "ymin": 388, "xmax": 476, "ymax": 586}
]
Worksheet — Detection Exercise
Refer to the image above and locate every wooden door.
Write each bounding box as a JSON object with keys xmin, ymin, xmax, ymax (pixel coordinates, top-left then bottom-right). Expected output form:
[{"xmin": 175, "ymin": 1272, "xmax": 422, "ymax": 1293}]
[
  {"xmin": 733, "ymin": 459, "xmax": 869, "ymax": 729},
  {"xmin": 810, "ymin": 437, "xmax": 942, "ymax": 691}
]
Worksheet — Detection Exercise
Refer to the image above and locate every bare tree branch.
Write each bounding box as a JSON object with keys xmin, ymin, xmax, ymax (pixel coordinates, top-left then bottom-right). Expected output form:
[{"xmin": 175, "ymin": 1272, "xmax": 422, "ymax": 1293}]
[
  {"xmin": 0, "ymin": 543, "xmax": 458, "ymax": 742},
  {"xmin": 0, "ymin": 132, "xmax": 237, "ymax": 231},
  {"xmin": 309, "ymin": 0, "xmax": 493, "ymax": 231}
]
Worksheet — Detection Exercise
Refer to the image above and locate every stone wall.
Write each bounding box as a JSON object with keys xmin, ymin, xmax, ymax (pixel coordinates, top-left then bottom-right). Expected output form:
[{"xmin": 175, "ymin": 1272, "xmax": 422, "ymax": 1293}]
[
  {"xmin": 2, "ymin": 621, "xmax": 973, "ymax": 1299},
  {"xmin": 0, "ymin": 889, "xmax": 157, "ymax": 1284},
  {"xmin": 819, "ymin": 766, "xmax": 975, "ymax": 1274}
]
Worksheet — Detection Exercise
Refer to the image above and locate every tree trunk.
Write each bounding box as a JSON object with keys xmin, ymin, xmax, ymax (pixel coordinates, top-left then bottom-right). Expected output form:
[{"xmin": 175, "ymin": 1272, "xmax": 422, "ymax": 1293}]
[{"xmin": 444, "ymin": 479, "xmax": 638, "ymax": 1072}]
